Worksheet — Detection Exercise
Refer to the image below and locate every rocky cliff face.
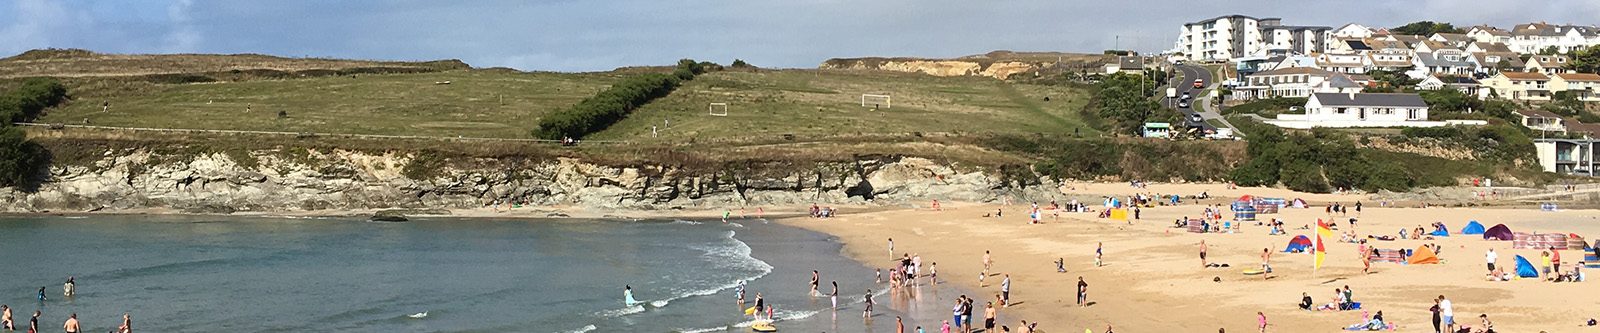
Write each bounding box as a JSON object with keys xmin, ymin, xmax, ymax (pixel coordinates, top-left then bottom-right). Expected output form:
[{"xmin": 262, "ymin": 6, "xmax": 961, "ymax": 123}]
[
  {"xmin": 0, "ymin": 150, "xmax": 1065, "ymax": 214},
  {"xmin": 819, "ymin": 59, "xmax": 1042, "ymax": 79}
]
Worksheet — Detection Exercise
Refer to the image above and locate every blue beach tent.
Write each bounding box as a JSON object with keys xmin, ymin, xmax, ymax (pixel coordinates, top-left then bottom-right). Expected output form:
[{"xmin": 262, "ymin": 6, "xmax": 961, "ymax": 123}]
[
  {"xmin": 1461, "ymin": 221, "xmax": 1485, "ymax": 235},
  {"xmin": 1514, "ymin": 255, "xmax": 1538, "ymax": 278}
]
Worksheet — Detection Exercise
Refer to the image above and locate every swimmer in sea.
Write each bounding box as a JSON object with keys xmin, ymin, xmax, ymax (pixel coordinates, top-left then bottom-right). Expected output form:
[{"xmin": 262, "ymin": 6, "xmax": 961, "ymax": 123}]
[{"xmin": 36, "ymin": 288, "xmax": 45, "ymax": 302}]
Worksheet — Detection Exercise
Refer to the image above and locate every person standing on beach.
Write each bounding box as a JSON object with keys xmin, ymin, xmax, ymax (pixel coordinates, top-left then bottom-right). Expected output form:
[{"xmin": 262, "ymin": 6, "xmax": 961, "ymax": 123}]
[
  {"xmin": 1256, "ymin": 312, "xmax": 1266, "ymax": 333},
  {"xmin": 951, "ymin": 298, "xmax": 964, "ymax": 332},
  {"xmin": 889, "ymin": 238, "xmax": 895, "ymax": 260},
  {"xmin": 984, "ymin": 302, "xmax": 997, "ymax": 331},
  {"xmin": 876, "ymin": 269, "xmax": 883, "ymax": 284},
  {"xmin": 1261, "ymin": 248, "xmax": 1273, "ymax": 277},
  {"xmin": 930, "ymin": 262, "xmax": 938, "ymax": 285},
  {"xmin": 1000, "ymin": 274, "xmax": 1011, "ymax": 307},
  {"xmin": 1429, "ymin": 298, "xmax": 1442, "ymax": 333},
  {"xmin": 962, "ymin": 296, "xmax": 975, "ymax": 332},
  {"xmin": 62, "ymin": 314, "xmax": 77, "ymax": 333},
  {"xmin": 1438, "ymin": 295, "xmax": 1454, "ymax": 332},
  {"xmin": 830, "ymin": 281, "xmax": 839, "ymax": 309},
  {"xmin": 1200, "ymin": 240, "xmax": 1209, "ymax": 268},
  {"xmin": 1076, "ymin": 277, "xmax": 1088, "ymax": 307}
]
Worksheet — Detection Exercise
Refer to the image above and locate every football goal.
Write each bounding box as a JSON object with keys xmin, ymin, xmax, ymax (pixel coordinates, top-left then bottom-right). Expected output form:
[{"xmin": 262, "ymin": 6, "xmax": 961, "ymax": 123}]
[
  {"xmin": 708, "ymin": 103, "xmax": 729, "ymax": 116},
  {"xmin": 860, "ymin": 94, "xmax": 891, "ymax": 109}
]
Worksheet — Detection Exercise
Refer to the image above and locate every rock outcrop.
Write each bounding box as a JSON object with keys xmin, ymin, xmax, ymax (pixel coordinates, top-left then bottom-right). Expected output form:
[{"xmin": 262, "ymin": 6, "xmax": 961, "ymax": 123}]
[
  {"xmin": 0, "ymin": 149, "xmax": 1066, "ymax": 214},
  {"xmin": 819, "ymin": 51, "xmax": 1108, "ymax": 80}
]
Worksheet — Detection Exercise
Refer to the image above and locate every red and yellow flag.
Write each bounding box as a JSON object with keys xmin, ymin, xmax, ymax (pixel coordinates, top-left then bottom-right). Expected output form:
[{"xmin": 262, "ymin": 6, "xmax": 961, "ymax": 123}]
[{"xmin": 1314, "ymin": 218, "xmax": 1332, "ymax": 270}]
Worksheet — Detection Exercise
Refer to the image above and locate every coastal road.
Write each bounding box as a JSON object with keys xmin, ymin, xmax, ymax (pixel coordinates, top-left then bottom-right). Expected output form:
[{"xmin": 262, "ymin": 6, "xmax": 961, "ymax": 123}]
[{"xmin": 1174, "ymin": 64, "xmax": 1244, "ymax": 137}]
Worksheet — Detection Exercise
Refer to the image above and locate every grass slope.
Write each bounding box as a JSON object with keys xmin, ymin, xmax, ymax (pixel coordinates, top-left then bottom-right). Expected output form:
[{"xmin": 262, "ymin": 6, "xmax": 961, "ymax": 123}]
[
  {"xmin": 38, "ymin": 70, "xmax": 625, "ymax": 138},
  {"xmin": 590, "ymin": 69, "xmax": 1096, "ymax": 141}
]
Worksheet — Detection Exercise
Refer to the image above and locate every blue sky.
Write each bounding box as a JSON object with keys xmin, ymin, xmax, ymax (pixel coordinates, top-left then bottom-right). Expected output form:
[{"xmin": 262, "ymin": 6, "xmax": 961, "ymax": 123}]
[{"xmin": 4, "ymin": 0, "xmax": 1600, "ymax": 72}]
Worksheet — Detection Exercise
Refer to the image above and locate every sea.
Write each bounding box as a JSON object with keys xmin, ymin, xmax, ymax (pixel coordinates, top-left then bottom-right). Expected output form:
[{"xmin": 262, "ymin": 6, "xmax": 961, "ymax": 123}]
[{"xmin": 0, "ymin": 215, "xmax": 974, "ymax": 333}]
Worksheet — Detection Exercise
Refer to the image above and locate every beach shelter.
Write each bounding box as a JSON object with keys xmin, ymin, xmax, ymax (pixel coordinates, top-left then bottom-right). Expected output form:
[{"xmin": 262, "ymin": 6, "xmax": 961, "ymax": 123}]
[
  {"xmin": 1513, "ymin": 255, "xmax": 1538, "ymax": 278},
  {"xmin": 1484, "ymin": 224, "xmax": 1514, "ymax": 241},
  {"xmin": 1108, "ymin": 208, "xmax": 1128, "ymax": 221},
  {"xmin": 1429, "ymin": 224, "xmax": 1450, "ymax": 237},
  {"xmin": 1233, "ymin": 205, "xmax": 1257, "ymax": 221},
  {"xmin": 1407, "ymin": 246, "xmax": 1440, "ymax": 265},
  {"xmin": 1290, "ymin": 198, "xmax": 1308, "ymax": 208},
  {"xmin": 1284, "ymin": 235, "xmax": 1312, "ymax": 253},
  {"xmin": 1461, "ymin": 221, "xmax": 1486, "ymax": 235}
]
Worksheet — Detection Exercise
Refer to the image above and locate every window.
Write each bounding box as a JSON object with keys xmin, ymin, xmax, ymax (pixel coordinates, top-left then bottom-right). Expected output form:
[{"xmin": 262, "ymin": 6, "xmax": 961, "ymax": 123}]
[{"xmin": 1336, "ymin": 107, "xmax": 1348, "ymax": 114}]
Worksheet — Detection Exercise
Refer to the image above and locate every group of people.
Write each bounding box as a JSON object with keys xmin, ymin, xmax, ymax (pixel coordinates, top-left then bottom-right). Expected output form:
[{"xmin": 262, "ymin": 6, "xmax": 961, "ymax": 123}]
[
  {"xmin": 2, "ymin": 278, "xmax": 132, "ymax": 333},
  {"xmin": 808, "ymin": 204, "xmax": 836, "ymax": 218},
  {"xmin": 1304, "ymin": 285, "xmax": 1357, "ymax": 312},
  {"xmin": 1324, "ymin": 201, "xmax": 1360, "ymax": 217}
]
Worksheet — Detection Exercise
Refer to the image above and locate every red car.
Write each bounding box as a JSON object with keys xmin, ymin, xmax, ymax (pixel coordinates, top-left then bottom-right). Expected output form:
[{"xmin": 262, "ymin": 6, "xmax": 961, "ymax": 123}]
[{"xmin": 1192, "ymin": 79, "xmax": 1205, "ymax": 89}]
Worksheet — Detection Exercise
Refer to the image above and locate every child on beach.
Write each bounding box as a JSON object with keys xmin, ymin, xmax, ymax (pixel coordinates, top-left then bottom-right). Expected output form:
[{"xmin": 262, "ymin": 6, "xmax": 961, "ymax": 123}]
[
  {"xmin": 1096, "ymin": 243, "xmax": 1104, "ymax": 267},
  {"xmin": 1257, "ymin": 312, "xmax": 1267, "ymax": 333},
  {"xmin": 930, "ymin": 262, "xmax": 938, "ymax": 284}
]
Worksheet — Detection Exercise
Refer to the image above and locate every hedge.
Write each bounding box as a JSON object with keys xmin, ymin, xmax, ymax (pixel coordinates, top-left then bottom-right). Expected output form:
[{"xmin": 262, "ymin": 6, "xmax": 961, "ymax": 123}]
[{"xmin": 532, "ymin": 59, "xmax": 704, "ymax": 139}]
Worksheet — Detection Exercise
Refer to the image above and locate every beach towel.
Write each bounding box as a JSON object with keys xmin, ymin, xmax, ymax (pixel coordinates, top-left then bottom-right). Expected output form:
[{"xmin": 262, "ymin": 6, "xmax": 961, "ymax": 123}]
[{"xmin": 1429, "ymin": 229, "xmax": 1450, "ymax": 237}]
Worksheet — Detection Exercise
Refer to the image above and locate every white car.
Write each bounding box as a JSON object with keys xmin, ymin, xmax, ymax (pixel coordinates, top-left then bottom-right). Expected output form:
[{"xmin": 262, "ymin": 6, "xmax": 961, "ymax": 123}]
[
  {"xmin": 1178, "ymin": 101, "xmax": 1190, "ymax": 108},
  {"xmin": 1190, "ymin": 113, "xmax": 1204, "ymax": 123}
]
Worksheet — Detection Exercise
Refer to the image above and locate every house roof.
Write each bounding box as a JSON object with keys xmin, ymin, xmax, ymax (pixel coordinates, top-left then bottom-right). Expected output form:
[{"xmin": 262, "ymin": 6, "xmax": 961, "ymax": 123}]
[
  {"xmin": 1498, "ymin": 71, "xmax": 1550, "ymax": 80},
  {"xmin": 1472, "ymin": 53, "xmax": 1525, "ymax": 68},
  {"xmin": 1253, "ymin": 67, "xmax": 1335, "ymax": 76},
  {"xmin": 1365, "ymin": 38, "xmax": 1412, "ymax": 50},
  {"xmin": 1513, "ymin": 23, "xmax": 1600, "ymax": 37},
  {"xmin": 1432, "ymin": 33, "xmax": 1471, "ymax": 43},
  {"xmin": 1348, "ymin": 74, "xmax": 1374, "ymax": 82},
  {"xmin": 1185, "ymin": 14, "xmax": 1277, "ymax": 26},
  {"xmin": 1327, "ymin": 74, "xmax": 1363, "ymax": 89},
  {"xmin": 1529, "ymin": 55, "xmax": 1569, "ymax": 67},
  {"xmin": 1117, "ymin": 56, "xmax": 1144, "ymax": 70},
  {"xmin": 1416, "ymin": 52, "xmax": 1475, "ymax": 68},
  {"xmin": 1312, "ymin": 93, "xmax": 1428, "ymax": 108},
  {"xmin": 1471, "ymin": 25, "xmax": 1511, "ymax": 36},
  {"xmin": 1387, "ymin": 35, "xmax": 1426, "ymax": 45},
  {"xmin": 1516, "ymin": 109, "xmax": 1563, "ymax": 118},
  {"xmin": 1435, "ymin": 75, "xmax": 1480, "ymax": 85},
  {"xmin": 1469, "ymin": 42, "xmax": 1512, "ymax": 53},
  {"xmin": 1343, "ymin": 39, "xmax": 1371, "ymax": 51},
  {"xmin": 1555, "ymin": 73, "xmax": 1600, "ymax": 82},
  {"xmin": 1566, "ymin": 119, "xmax": 1600, "ymax": 136}
]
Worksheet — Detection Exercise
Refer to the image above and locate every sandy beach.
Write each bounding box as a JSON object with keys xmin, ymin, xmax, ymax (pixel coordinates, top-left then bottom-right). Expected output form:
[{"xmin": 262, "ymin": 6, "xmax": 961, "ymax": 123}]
[{"xmin": 770, "ymin": 183, "xmax": 1600, "ymax": 332}]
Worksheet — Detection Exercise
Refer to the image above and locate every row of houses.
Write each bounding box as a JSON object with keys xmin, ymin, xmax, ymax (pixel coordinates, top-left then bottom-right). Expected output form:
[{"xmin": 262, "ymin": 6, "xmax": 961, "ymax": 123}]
[{"xmin": 1178, "ymin": 17, "xmax": 1600, "ymax": 62}]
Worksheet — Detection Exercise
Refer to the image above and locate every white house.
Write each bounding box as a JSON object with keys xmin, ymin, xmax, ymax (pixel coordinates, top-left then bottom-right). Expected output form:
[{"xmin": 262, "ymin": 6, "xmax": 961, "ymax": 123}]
[
  {"xmin": 1266, "ymin": 92, "xmax": 1485, "ymax": 128},
  {"xmin": 1316, "ymin": 52, "xmax": 1368, "ymax": 74},
  {"xmin": 1428, "ymin": 33, "xmax": 1474, "ymax": 48},
  {"xmin": 1515, "ymin": 109, "xmax": 1568, "ymax": 133},
  {"xmin": 1508, "ymin": 23, "xmax": 1600, "ymax": 54},
  {"xmin": 1331, "ymin": 23, "xmax": 1380, "ymax": 39},
  {"xmin": 1534, "ymin": 139, "xmax": 1597, "ymax": 176},
  {"xmin": 1411, "ymin": 50, "xmax": 1476, "ymax": 77},
  {"xmin": 1416, "ymin": 75, "xmax": 1481, "ymax": 95},
  {"xmin": 1525, "ymin": 55, "xmax": 1570, "ymax": 75},
  {"xmin": 1466, "ymin": 25, "xmax": 1511, "ymax": 44},
  {"xmin": 1237, "ymin": 67, "xmax": 1364, "ymax": 99},
  {"xmin": 1104, "ymin": 56, "xmax": 1145, "ymax": 74}
]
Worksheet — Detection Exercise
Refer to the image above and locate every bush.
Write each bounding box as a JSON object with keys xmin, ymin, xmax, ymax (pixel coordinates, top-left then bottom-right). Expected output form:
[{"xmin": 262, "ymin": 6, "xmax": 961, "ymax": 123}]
[
  {"xmin": 0, "ymin": 77, "xmax": 68, "ymax": 124},
  {"xmin": 0, "ymin": 126, "xmax": 47, "ymax": 187},
  {"xmin": 532, "ymin": 59, "xmax": 703, "ymax": 139}
]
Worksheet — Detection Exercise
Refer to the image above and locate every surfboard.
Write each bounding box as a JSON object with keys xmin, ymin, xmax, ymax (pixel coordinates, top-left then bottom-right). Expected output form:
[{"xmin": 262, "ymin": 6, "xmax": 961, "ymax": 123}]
[
  {"xmin": 744, "ymin": 306, "xmax": 757, "ymax": 316},
  {"xmin": 751, "ymin": 321, "xmax": 778, "ymax": 332},
  {"xmin": 1242, "ymin": 269, "xmax": 1265, "ymax": 275}
]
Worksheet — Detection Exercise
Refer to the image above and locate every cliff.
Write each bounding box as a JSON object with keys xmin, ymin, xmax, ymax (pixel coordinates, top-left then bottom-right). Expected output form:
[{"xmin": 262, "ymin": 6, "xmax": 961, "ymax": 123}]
[
  {"xmin": 818, "ymin": 51, "xmax": 1109, "ymax": 79},
  {"xmin": 0, "ymin": 149, "xmax": 1071, "ymax": 214}
]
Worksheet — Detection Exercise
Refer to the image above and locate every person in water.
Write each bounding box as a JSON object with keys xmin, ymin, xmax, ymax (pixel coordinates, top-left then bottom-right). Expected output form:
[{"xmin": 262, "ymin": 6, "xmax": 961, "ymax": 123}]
[
  {"xmin": 2, "ymin": 305, "xmax": 12, "ymax": 331},
  {"xmin": 28, "ymin": 310, "xmax": 39, "ymax": 333},
  {"xmin": 117, "ymin": 313, "xmax": 131, "ymax": 333},
  {"xmin": 830, "ymin": 281, "xmax": 839, "ymax": 309},
  {"xmin": 36, "ymin": 288, "xmax": 45, "ymax": 302},
  {"xmin": 863, "ymin": 289, "xmax": 875, "ymax": 318},
  {"xmin": 624, "ymin": 285, "xmax": 637, "ymax": 306},
  {"xmin": 810, "ymin": 271, "xmax": 820, "ymax": 295},
  {"xmin": 63, "ymin": 277, "xmax": 74, "ymax": 297},
  {"xmin": 753, "ymin": 293, "xmax": 765, "ymax": 319},
  {"xmin": 62, "ymin": 313, "xmax": 77, "ymax": 333}
]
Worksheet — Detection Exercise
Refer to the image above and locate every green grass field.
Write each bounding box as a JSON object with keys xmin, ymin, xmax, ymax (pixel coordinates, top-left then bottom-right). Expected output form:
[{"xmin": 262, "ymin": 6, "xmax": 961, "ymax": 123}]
[
  {"xmin": 590, "ymin": 70, "xmax": 1096, "ymax": 141},
  {"xmin": 39, "ymin": 70, "xmax": 625, "ymax": 138}
]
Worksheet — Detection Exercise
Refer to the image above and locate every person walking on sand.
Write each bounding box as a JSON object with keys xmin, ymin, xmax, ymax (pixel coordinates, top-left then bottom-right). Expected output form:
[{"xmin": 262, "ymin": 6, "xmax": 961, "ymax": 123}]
[
  {"xmin": 62, "ymin": 314, "xmax": 77, "ymax": 333},
  {"xmin": 983, "ymin": 251, "xmax": 993, "ymax": 272},
  {"xmin": 1256, "ymin": 312, "xmax": 1267, "ymax": 333},
  {"xmin": 1095, "ymin": 243, "xmax": 1104, "ymax": 267},
  {"xmin": 1076, "ymin": 277, "xmax": 1088, "ymax": 307},
  {"xmin": 1261, "ymin": 248, "xmax": 1273, "ymax": 277},
  {"xmin": 1429, "ymin": 297, "xmax": 1442, "ymax": 333},
  {"xmin": 1200, "ymin": 240, "xmax": 1209, "ymax": 268},
  {"xmin": 930, "ymin": 262, "xmax": 938, "ymax": 285}
]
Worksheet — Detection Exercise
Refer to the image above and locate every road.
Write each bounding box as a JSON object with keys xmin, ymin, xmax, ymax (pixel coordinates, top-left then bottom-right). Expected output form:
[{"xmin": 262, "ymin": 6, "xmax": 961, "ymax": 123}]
[{"xmin": 1173, "ymin": 64, "xmax": 1243, "ymax": 137}]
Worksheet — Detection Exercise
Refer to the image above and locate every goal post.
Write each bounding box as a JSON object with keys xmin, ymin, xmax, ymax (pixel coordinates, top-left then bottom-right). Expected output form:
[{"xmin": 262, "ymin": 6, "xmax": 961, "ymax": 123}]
[
  {"xmin": 860, "ymin": 94, "xmax": 891, "ymax": 109},
  {"xmin": 708, "ymin": 103, "xmax": 729, "ymax": 116}
]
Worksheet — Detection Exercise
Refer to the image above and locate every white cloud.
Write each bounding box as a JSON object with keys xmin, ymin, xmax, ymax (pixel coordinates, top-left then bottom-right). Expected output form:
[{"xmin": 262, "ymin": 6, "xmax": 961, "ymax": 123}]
[
  {"xmin": 0, "ymin": 0, "xmax": 78, "ymax": 55},
  {"xmin": 163, "ymin": 0, "xmax": 200, "ymax": 53}
]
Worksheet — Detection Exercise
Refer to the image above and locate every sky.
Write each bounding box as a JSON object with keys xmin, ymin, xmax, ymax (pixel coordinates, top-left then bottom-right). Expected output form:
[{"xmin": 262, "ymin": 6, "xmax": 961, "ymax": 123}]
[{"xmin": 4, "ymin": 0, "xmax": 1600, "ymax": 72}]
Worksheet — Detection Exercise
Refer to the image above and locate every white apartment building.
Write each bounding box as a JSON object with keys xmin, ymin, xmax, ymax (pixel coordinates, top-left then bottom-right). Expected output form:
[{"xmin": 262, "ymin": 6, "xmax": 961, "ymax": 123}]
[
  {"xmin": 1508, "ymin": 23, "xmax": 1600, "ymax": 54},
  {"xmin": 1177, "ymin": 15, "xmax": 1330, "ymax": 61}
]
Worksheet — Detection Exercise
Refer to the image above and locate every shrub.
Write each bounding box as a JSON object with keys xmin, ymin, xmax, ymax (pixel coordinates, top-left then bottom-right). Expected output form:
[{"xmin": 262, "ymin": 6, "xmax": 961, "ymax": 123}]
[
  {"xmin": 0, "ymin": 77, "xmax": 68, "ymax": 124},
  {"xmin": 532, "ymin": 59, "xmax": 703, "ymax": 139},
  {"xmin": 0, "ymin": 126, "xmax": 47, "ymax": 187}
]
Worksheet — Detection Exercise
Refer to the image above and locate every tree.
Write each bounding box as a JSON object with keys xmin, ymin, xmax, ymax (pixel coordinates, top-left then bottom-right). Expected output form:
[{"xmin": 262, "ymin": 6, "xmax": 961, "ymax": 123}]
[
  {"xmin": 1390, "ymin": 21, "xmax": 1462, "ymax": 36},
  {"xmin": 1567, "ymin": 45, "xmax": 1600, "ymax": 73},
  {"xmin": 1537, "ymin": 46, "xmax": 1561, "ymax": 56},
  {"xmin": 1089, "ymin": 73, "xmax": 1163, "ymax": 135},
  {"xmin": 731, "ymin": 59, "xmax": 755, "ymax": 69},
  {"xmin": 0, "ymin": 126, "xmax": 45, "ymax": 187}
]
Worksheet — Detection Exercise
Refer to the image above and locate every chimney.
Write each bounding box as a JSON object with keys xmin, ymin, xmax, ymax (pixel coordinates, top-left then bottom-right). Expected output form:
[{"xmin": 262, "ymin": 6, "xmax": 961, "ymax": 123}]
[{"xmin": 1348, "ymin": 91, "xmax": 1357, "ymax": 100}]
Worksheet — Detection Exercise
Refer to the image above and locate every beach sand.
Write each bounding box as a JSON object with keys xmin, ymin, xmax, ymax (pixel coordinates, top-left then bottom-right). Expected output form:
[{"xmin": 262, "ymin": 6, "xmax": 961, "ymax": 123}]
[{"xmin": 772, "ymin": 184, "xmax": 1600, "ymax": 332}]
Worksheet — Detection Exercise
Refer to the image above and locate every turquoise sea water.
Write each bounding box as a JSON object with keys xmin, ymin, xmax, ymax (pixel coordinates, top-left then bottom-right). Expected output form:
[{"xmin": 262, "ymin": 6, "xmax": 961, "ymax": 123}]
[{"xmin": 0, "ymin": 215, "xmax": 968, "ymax": 333}]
